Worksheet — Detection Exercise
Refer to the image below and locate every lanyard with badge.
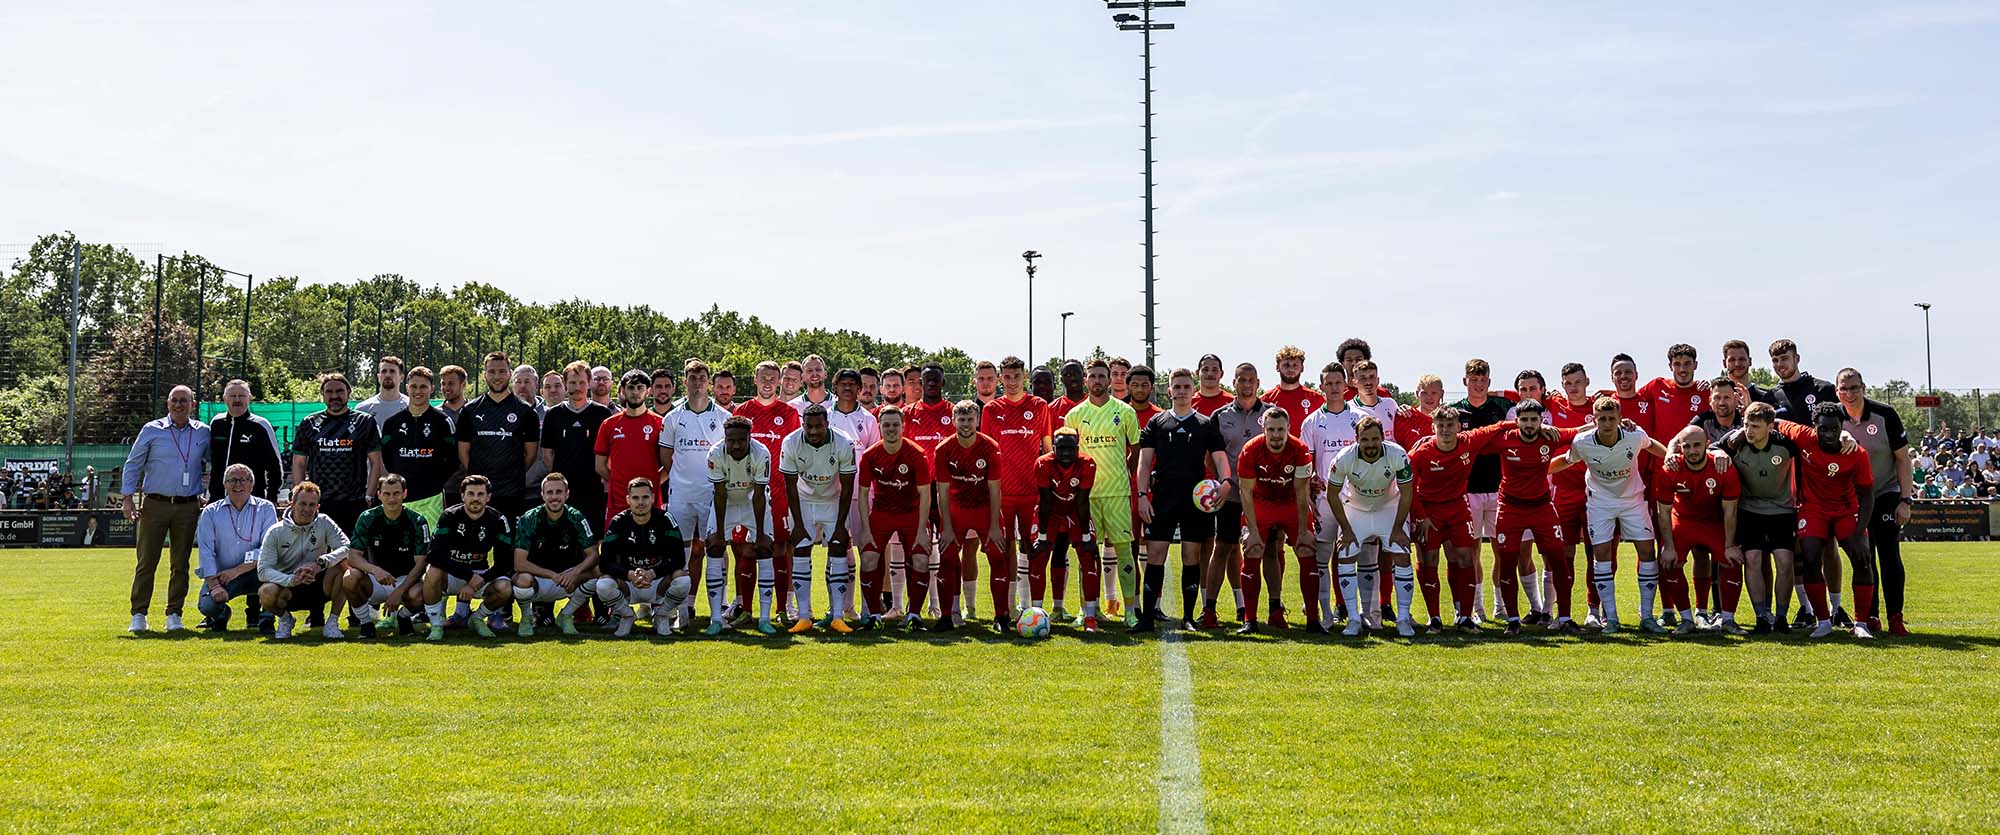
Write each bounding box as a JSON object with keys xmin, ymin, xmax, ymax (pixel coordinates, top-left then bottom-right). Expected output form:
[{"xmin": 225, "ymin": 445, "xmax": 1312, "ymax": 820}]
[{"xmin": 169, "ymin": 421, "xmax": 196, "ymax": 490}]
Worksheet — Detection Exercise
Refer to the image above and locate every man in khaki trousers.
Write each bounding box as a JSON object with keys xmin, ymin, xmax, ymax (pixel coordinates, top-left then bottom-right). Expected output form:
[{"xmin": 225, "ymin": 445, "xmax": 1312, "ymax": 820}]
[{"xmin": 121, "ymin": 386, "xmax": 210, "ymax": 633}]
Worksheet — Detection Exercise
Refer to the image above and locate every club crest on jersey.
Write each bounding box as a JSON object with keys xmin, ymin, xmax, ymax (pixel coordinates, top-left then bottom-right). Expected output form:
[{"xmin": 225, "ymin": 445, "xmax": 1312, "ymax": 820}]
[
  {"xmin": 1069, "ymin": 478, "xmax": 1080, "ymax": 487},
  {"xmin": 1282, "ymin": 464, "xmax": 1295, "ymax": 474},
  {"xmin": 1705, "ymin": 478, "xmax": 1716, "ymax": 489},
  {"xmin": 505, "ymin": 413, "xmax": 517, "ymax": 424},
  {"xmin": 1866, "ymin": 424, "xmax": 1878, "ymax": 435},
  {"xmin": 975, "ymin": 459, "xmax": 987, "ymax": 469},
  {"xmin": 775, "ymin": 416, "xmax": 785, "ymax": 426},
  {"xmin": 1539, "ymin": 445, "xmax": 1550, "ymax": 456},
  {"xmin": 1805, "ymin": 394, "xmax": 1818, "ymax": 405},
  {"xmin": 940, "ymin": 416, "xmax": 950, "ymax": 425},
  {"xmin": 1691, "ymin": 395, "xmax": 1702, "ymax": 408},
  {"xmin": 1827, "ymin": 463, "xmax": 1841, "ymax": 475},
  {"xmin": 897, "ymin": 463, "xmax": 909, "ymax": 474},
  {"xmin": 1024, "ymin": 411, "xmax": 1034, "ymax": 420}
]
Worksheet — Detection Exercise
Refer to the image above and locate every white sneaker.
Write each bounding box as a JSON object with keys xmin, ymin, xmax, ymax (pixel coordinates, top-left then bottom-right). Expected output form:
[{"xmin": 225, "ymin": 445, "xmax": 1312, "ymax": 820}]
[
  {"xmin": 1809, "ymin": 621, "xmax": 1835, "ymax": 639},
  {"xmin": 1850, "ymin": 623, "xmax": 1874, "ymax": 639},
  {"xmin": 1395, "ymin": 617, "xmax": 1415, "ymax": 637},
  {"xmin": 1582, "ymin": 612, "xmax": 1605, "ymax": 629},
  {"xmin": 1343, "ymin": 618, "xmax": 1367, "ymax": 637},
  {"xmin": 164, "ymin": 614, "xmax": 184, "ymax": 632},
  {"xmin": 274, "ymin": 614, "xmax": 296, "ymax": 639},
  {"xmin": 128, "ymin": 614, "xmax": 148, "ymax": 633},
  {"xmin": 953, "ymin": 609, "xmax": 967, "ymax": 628},
  {"xmin": 321, "ymin": 622, "xmax": 343, "ymax": 640}
]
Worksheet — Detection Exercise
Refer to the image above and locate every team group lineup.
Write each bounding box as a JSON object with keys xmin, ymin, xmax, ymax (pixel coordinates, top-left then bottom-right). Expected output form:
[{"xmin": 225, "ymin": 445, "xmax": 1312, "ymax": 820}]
[{"xmin": 128, "ymin": 335, "xmax": 1917, "ymax": 642}]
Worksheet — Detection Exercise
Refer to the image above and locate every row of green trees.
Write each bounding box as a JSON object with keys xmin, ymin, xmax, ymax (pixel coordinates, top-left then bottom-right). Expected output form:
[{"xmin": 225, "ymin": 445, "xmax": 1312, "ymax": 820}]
[{"xmin": 1, "ymin": 232, "xmax": 980, "ymax": 444}]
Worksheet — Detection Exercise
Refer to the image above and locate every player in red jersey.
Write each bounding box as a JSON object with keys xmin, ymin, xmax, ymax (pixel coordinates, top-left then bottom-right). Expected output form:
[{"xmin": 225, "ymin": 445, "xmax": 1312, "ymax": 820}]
[
  {"xmin": 895, "ymin": 365, "xmax": 954, "ymax": 618},
  {"xmin": 1484, "ymin": 400, "xmax": 1589, "ymax": 636},
  {"xmin": 1192, "ymin": 354, "xmax": 1234, "ymax": 416},
  {"xmin": 730, "ymin": 361, "xmax": 802, "ymax": 621},
  {"xmin": 1033, "ymin": 428, "xmax": 1100, "ymax": 630},
  {"xmin": 983, "ymin": 356, "xmax": 1052, "ymax": 620},
  {"xmin": 1653, "ymin": 426, "xmax": 1742, "ymax": 635},
  {"xmin": 1546, "ymin": 362, "xmax": 1602, "ymax": 624},
  {"xmin": 1236, "ymin": 408, "xmax": 1313, "ymax": 634},
  {"xmin": 1741, "ymin": 403, "xmax": 1876, "ymax": 639},
  {"xmin": 1393, "ymin": 373, "xmax": 1443, "ymax": 451},
  {"xmin": 1032, "ymin": 366, "xmax": 1057, "ymax": 404},
  {"xmin": 1263, "ymin": 345, "xmax": 1325, "ymax": 436},
  {"xmin": 1405, "ymin": 407, "xmax": 1516, "ymax": 632},
  {"xmin": 971, "ymin": 360, "xmax": 999, "ymax": 406},
  {"xmin": 857, "ymin": 407, "xmax": 933, "ymax": 630},
  {"xmin": 595, "ymin": 371, "xmax": 666, "ymax": 525},
  {"xmin": 1607, "ymin": 354, "xmax": 1648, "ymax": 432},
  {"xmin": 1637, "ymin": 343, "xmax": 1714, "ymax": 620},
  {"xmin": 1042, "ymin": 359, "xmax": 1089, "ymax": 611},
  {"xmin": 933, "ymin": 401, "xmax": 1003, "ymax": 632},
  {"xmin": 1051, "ymin": 360, "xmax": 1087, "ymax": 419}
]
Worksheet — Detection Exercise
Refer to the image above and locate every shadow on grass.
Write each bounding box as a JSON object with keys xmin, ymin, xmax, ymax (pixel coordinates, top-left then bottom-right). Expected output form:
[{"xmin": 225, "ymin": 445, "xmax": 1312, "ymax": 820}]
[{"xmin": 120, "ymin": 621, "xmax": 2000, "ymax": 651}]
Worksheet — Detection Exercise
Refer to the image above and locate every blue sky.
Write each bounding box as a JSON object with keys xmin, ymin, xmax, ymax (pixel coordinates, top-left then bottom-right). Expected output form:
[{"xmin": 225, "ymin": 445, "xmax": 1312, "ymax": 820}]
[{"xmin": 3, "ymin": 1, "xmax": 1996, "ymax": 389}]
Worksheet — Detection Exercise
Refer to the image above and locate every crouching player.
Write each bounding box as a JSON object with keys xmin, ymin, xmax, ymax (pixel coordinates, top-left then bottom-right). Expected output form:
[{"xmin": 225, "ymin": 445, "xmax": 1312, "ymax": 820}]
[
  {"xmin": 1654, "ymin": 427, "xmax": 1744, "ymax": 635},
  {"xmin": 706, "ymin": 415, "xmax": 778, "ymax": 635},
  {"xmin": 510, "ymin": 472, "xmax": 601, "ymax": 637},
  {"xmin": 1032, "ymin": 428, "xmax": 1101, "ymax": 632},
  {"xmin": 253, "ymin": 482, "xmax": 350, "ymax": 640},
  {"xmin": 780, "ymin": 404, "xmax": 858, "ymax": 634},
  {"xmin": 1235, "ymin": 408, "xmax": 1312, "ymax": 635},
  {"xmin": 420, "ymin": 475, "xmax": 518, "ymax": 640},
  {"xmin": 342, "ymin": 473, "xmax": 432, "ymax": 637},
  {"xmin": 597, "ymin": 478, "xmax": 690, "ymax": 637}
]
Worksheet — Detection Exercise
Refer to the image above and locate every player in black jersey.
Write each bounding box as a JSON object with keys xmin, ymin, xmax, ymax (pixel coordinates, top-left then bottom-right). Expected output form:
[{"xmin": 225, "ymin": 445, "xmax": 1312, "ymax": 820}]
[
  {"xmin": 509, "ymin": 472, "xmax": 602, "ymax": 637},
  {"xmin": 595, "ymin": 479, "xmax": 690, "ymax": 636},
  {"xmin": 419, "ymin": 475, "xmax": 517, "ymax": 640},
  {"xmin": 340, "ymin": 474, "xmax": 431, "ymax": 637}
]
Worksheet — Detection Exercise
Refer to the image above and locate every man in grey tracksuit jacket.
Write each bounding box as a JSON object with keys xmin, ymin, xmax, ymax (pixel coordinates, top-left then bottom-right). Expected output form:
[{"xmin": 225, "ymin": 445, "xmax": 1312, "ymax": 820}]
[{"xmin": 256, "ymin": 485, "xmax": 350, "ymax": 638}]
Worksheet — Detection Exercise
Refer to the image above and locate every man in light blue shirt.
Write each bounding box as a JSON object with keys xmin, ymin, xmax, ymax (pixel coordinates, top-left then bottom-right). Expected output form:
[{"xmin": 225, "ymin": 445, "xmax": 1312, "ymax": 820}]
[
  {"xmin": 119, "ymin": 385, "xmax": 209, "ymax": 633},
  {"xmin": 195, "ymin": 463, "xmax": 277, "ymax": 632}
]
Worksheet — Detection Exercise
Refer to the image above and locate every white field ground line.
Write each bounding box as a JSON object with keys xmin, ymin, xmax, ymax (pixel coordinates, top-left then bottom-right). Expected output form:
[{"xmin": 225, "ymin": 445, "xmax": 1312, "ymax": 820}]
[{"xmin": 1157, "ymin": 630, "xmax": 1207, "ymax": 835}]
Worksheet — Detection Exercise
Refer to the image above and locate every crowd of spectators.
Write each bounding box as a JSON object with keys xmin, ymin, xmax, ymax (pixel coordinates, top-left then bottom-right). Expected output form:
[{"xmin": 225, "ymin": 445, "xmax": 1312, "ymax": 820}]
[
  {"xmin": 0, "ymin": 467, "xmax": 100, "ymax": 510},
  {"xmin": 1916, "ymin": 426, "xmax": 2000, "ymax": 500}
]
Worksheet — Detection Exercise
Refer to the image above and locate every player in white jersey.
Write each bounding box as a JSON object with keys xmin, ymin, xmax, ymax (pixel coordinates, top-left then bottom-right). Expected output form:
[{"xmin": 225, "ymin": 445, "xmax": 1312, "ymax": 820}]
[
  {"xmin": 1347, "ymin": 360, "xmax": 1398, "ymax": 440},
  {"xmin": 822, "ymin": 369, "xmax": 880, "ymax": 619},
  {"xmin": 779, "ymin": 404, "xmax": 858, "ymax": 634},
  {"xmin": 1297, "ymin": 362, "xmax": 1360, "ymax": 628},
  {"xmin": 1325, "ymin": 416, "xmax": 1415, "ymax": 636},
  {"xmin": 704, "ymin": 416, "xmax": 776, "ymax": 635},
  {"xmin": 658, "ymin": 362, "xmax": 732, "ymax": 626},
  {"xmin": 1550, "ymin": 396, "xmax": 1670, "ymax": 632}
]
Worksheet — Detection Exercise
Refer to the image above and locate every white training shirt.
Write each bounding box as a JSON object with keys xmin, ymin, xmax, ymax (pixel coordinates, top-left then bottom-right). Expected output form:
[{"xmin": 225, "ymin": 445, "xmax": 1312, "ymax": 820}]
[
  {"xmin": 788, "ymin": 392, "xmax": 835, "ymax": 414},
  {"xmin": 706, "ymin": 442, "xmax": 771, "ymax": 504},
  {"xmin": 1328, "ymin": 442, "xmax": 1413, "ymax": 512},
  {"xmin": 778, "ymin": 428, "xmax": 857, "ymax": 505},
  {"xmin": 659, "ymin": 402, "xmax": 731, "ymax": 505},
  {"xmin": 1298, "ymin": 405, "xmax": 1361, "ymax": 481},
  {"xmin": 825, "ymin": 404, "xmax": 881, "ymax": 451},
  {"xmin": 1565, "ymin": 428, "xmax": 1650, "ymax": 506}
]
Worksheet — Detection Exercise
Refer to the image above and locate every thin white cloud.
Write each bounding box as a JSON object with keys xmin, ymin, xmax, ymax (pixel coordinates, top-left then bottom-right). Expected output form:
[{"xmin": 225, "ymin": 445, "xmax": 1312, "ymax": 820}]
[
  {"xmin": 1484, "ymin": 191, "xmax": 1520, "ymax": 202},
  {"xmin": 1853, "ymin": 3, "xmax": 2000, "ymax": 33}
]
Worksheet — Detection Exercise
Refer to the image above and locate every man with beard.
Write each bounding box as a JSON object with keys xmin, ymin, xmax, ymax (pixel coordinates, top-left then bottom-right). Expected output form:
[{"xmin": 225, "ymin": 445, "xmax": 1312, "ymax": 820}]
[{"xmin": 457, "ymin": 352, "xmax": 541, "ymax": 521}]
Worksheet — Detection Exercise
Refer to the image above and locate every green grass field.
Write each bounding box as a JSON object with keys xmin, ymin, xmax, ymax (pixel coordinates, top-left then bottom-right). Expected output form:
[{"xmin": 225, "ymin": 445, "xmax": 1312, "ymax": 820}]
[{"xmin": 2, "ymin": 543, "xmax": 1997, "ymax": 834}]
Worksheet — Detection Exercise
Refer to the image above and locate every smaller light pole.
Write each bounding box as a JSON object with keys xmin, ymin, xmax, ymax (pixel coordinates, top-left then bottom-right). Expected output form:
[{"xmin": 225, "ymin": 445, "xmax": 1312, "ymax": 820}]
[
  {"xmin": 1916, "ymin": 302, "xmax": 1934, "ymax": 430},
  {"xmin": 1061, "ymin": 311, "xmax": 1076, "ymax": 361},
  {"xmin": 1023, "ymin": 250, "xmax": 1042, "ymax": 364}
]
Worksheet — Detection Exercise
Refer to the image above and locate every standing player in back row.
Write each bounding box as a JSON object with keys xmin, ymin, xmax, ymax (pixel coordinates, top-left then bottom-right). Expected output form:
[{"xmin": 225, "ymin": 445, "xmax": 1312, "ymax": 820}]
[
  {"xmin": 728, "ymin": 362, "xmax": 800, "ymax": 623},
  {"xmin": 1298, "ymin": 362, "xmax": 1359, "ymax": 629},
  {"xmin": 658, "ymin": 359, "xmax": 729, "ymax": 627},
  {"xmin": 1207, "ymin": 362, "xmax": 1268, "ymax": 626},
  {"xmin": 596, "ymin": 371, "xmax": 664, "ymax": 524},
  {"xmin": 1064, "ymin": 360, "xmax": 1142, "ymax": 626},
  {"xmin": 1262, "ymin": 345, "xmax": 1325, "ymax": 437},
  {"xmin": 982, "ymin": 357, "xmax": 1051, "ymax": 622}
]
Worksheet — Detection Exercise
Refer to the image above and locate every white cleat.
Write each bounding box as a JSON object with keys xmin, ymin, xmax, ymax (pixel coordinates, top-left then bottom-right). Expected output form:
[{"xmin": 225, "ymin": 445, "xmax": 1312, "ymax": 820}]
[
  {"xmin": 1582, "ymin": 612, "xmax": 1605, "ymax": 630},
  {"xmin": 164, "ymin": 614, "xmax": 184, "ymax": 632},
  {"xmin": 1809, "ymin": 621, "xmax": 1835, "ymax": 639},
  {"xmin": 274, "ymin": 614, "xmax": 296, "ymax": 640},
  {"xmin": 128, "ymin": 614, "xmax": 148, "ymax": 633},
  {"xmin": 1851, "ymin": 623, "xmax": 1874, "ymax": 639},
  {"xmin": 321, "ymin": 622, "xmax": 343, "ymax": 640},
  {"xmin": 1395, "ymin": 617, "xmax": 1415, "ymax": 637},
  {"xmin": 1343, "ymin": 618, "xmax": 1368, "ymax": 637}
]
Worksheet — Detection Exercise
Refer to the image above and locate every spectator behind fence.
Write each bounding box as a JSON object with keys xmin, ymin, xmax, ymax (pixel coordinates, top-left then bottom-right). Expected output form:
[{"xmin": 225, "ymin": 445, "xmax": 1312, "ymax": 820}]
[{"xmin": 120, "ymin": 385, "xmax": 209, "ymax": 634}]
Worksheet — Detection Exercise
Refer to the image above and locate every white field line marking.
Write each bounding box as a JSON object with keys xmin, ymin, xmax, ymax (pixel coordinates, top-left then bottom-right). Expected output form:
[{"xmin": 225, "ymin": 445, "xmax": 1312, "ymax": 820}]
[{"xmin": 1158, "ymin": 631, "xmax": 1207, "ymax": 835}]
